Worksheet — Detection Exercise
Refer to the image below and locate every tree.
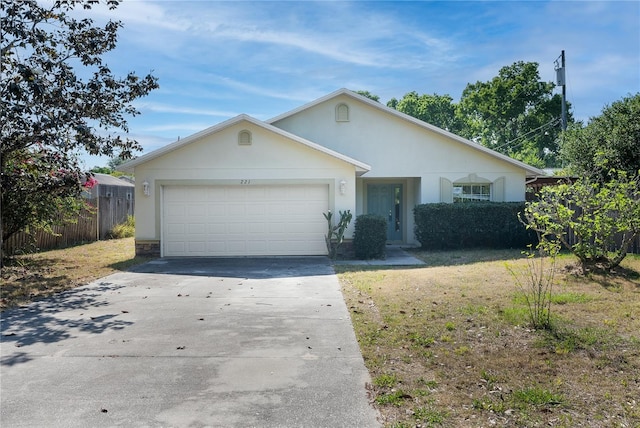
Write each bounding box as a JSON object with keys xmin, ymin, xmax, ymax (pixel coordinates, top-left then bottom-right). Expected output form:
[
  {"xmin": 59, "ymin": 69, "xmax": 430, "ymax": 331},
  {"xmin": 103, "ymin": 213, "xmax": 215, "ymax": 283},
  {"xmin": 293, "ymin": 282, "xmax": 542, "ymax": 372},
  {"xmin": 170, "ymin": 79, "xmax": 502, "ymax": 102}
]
[
  {"xmin": 355, "ymin": 90, "xmax": 380, "ymax": 102},
  {"xmin": 459, "ymin": 61, "xmax": 569, "ymax": 167},
  {"xmin": 2, "ymin": 147, "xmax": 97, "ymax": 241},
  {"xmin": 107, "ymin": 156, "xmax": 128, "ymax": 170},
  {"xmin": 1, "ymin": 0, "xmax": 158, "ymax": 250},
  {"xmin": 521, "ymin": 171, "xmax": 640, "ymax": 272},
  {"xmin": 560, "ymin": 93, "xmax": 640, "ymax": 182},
  {"xmin": 90, "ymin": 156, "xmax": 129, "ymax": 174},
  {"xmin": 387, "ymin": 91, "xmax": 464, "ymax": 134}
]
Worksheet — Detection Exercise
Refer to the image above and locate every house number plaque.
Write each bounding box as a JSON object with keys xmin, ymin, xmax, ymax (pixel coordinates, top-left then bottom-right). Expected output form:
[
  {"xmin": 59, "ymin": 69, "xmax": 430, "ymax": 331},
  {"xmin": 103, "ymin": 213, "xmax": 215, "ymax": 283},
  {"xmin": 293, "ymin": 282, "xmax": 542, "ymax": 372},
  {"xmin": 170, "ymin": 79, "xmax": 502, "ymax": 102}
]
[{"xmin": 240, "ymin": 179, "xmax": 251, "ymax": 185}]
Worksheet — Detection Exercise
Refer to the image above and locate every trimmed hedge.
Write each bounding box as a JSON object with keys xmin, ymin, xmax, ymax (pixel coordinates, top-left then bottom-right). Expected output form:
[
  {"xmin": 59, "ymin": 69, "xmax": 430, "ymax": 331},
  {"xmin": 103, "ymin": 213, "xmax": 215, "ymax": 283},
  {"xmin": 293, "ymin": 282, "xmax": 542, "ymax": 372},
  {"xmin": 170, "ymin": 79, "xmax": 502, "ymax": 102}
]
[
  {"xmin": 413, "ymin": 202, "xmax": 537, "ymax": 250},
  {"xmin": 353, "ymin": 214, "xmax": 387, "ymax": 259}
]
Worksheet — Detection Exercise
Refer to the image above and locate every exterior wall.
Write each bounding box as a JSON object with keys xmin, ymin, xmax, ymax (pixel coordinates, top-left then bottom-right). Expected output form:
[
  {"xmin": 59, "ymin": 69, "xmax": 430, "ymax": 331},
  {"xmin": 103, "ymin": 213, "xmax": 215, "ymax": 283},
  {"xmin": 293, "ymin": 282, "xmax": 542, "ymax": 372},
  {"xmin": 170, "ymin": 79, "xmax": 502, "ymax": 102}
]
[
  {"xmin": 272, "ymin": 94, "xmax": 528, "ymax": 245},
  {"xmin": 271, "ymin": 94, "xmax": 527, "ymax": 203},
  {"xmin": 133, "ymin": 120, "xmax": 358, "ymax": 246}
]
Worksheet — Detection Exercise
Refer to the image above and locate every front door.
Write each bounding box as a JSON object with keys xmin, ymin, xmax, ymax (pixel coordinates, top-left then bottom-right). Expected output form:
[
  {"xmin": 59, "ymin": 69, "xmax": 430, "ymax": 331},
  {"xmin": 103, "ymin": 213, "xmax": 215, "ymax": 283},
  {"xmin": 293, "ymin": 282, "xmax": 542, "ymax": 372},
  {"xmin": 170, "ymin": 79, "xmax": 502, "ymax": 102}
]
[{"xmin": 367, "ymin": 183, "xmax": 402, "ymax": 242}]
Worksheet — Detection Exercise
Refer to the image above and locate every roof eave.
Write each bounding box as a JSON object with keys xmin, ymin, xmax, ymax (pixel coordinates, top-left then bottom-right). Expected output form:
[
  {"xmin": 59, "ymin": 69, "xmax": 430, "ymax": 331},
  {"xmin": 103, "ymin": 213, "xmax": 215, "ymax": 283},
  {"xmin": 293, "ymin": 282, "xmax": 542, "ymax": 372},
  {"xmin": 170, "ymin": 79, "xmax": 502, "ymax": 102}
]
[
  {"xmin": 117, "ymin": 112, "xmax": 371, "ymax": 174},
  {"xmin": 268, "ymin": 88, "xmax": 545, "ymax": 177}
]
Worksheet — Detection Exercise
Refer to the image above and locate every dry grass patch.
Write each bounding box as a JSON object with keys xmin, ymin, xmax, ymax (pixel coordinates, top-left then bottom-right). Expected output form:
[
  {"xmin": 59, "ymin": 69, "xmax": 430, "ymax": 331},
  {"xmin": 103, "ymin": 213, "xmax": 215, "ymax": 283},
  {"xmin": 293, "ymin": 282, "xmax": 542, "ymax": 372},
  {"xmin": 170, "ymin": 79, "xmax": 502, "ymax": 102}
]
[
  {"xmin": 1, "ymin": 238, "xmax": 149, "ymax": 310},
  {"xmin": 338, "ymin": 250, "xmax": 640, "ymax": 427}
]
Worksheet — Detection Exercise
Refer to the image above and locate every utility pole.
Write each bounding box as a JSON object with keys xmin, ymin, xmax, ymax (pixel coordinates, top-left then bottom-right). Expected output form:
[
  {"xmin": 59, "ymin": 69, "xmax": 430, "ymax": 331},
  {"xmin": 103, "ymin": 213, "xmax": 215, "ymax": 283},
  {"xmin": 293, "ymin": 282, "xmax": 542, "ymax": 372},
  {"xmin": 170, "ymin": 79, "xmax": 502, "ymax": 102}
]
[{"xmin": 555, "ymin": 50, "xmax": 567, "ymax": 131}]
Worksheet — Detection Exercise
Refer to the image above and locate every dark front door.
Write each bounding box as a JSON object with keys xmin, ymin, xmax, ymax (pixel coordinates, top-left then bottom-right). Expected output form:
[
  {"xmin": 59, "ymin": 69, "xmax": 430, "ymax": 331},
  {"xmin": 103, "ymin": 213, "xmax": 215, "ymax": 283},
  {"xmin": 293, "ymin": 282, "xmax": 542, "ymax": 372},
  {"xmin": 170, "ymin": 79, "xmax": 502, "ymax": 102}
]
[{"xmin": 367, "ymin": 183, "xmax": 402, "ymax": 242}]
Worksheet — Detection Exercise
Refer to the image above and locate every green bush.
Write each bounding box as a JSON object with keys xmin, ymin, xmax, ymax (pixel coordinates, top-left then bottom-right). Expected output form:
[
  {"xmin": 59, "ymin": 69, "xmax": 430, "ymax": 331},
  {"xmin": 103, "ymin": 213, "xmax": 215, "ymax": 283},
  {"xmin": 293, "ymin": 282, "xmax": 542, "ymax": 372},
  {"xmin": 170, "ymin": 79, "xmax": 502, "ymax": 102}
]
[
  {"xmin": 353, "ymin": 214, "xmax": 387, "ymax": 259},
  {"xmin": 109, "ymin": 215, "xmax": 135, "ymax": 239},
  {"xmin": 413, "ymin": 202, "xmax": 536, "ymax": 250}
]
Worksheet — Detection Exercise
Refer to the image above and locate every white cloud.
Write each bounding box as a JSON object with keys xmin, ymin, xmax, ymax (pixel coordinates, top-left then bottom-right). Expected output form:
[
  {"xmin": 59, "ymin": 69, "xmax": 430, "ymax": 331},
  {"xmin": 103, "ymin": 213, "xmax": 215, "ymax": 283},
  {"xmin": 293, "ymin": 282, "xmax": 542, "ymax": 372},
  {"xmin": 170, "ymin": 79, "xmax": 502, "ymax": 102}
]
[
  {"xmin": 138, "ymin": 122, "xmax": 218, "ymax": 134},
  {"xmin": 136, "ymin": 102, "xmax": 239, "ymax": 118}
]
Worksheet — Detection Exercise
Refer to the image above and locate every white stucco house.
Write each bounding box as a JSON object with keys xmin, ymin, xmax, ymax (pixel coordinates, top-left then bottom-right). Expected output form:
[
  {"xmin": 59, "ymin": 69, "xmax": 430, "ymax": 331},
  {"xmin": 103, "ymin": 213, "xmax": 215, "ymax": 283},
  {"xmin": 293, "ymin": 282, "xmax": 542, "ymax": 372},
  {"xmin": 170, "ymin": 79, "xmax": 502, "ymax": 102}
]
[{"xmin": 119, "ymin": 89, "xmax": 544, "ymax": 257}]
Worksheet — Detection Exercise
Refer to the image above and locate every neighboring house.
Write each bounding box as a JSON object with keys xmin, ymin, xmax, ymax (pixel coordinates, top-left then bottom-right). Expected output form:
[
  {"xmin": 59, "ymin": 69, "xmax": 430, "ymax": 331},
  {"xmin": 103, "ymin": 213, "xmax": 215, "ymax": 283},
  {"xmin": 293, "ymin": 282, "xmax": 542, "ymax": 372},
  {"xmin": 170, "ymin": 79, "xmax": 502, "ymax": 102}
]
[
  {"xmin": 119, "ymin": 89, "xmax": 544, "ymax": 257},
  {"xmin": 85, "ymin": 173, "xmax": 135, "ymax": 239}
]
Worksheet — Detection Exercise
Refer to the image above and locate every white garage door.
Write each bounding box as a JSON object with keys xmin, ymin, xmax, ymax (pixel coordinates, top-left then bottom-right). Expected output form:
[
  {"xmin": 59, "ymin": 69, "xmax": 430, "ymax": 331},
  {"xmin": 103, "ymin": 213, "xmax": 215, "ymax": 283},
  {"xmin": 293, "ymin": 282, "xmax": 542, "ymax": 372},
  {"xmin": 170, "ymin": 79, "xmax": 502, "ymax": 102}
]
[{"xmin": 163, "ymin": 184, "xmax": 329, "ymax": 256}]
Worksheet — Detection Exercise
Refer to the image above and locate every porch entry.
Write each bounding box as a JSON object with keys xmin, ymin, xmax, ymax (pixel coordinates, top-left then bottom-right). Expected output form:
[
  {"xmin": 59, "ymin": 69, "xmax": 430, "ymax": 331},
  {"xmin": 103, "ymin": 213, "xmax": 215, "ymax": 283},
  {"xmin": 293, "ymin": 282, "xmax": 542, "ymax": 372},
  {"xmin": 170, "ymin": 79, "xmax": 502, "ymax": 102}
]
[{"xmin": 367, "ymin": 183, "xmax": 402, "ymax": 241}]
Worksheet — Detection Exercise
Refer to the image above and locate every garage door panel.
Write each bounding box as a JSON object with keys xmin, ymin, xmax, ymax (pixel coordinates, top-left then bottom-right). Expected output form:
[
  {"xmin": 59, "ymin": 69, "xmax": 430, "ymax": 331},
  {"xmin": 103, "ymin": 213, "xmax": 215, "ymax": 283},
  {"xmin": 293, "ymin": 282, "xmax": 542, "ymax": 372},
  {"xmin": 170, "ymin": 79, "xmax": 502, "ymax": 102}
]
[
  {"xmin": 206, "ymin": 187, "xmax": 226, "ymax": 199},
  {"xmin": 188, "ymin": 223, "xmax": 206, "ymax": 235},
  {"xmin": 227, "ymin": 222, "xmax": 246, "ymax": 234},
  {"xmin": 247, "ymin": 241, "xmax": 267, "ymax": 252},
  {"xmin": 247, "ymin": 187, "xmax": 268, "ymax": 199},
  {"xmin": 246, "ymin": 203, "xmax": 267, "ymax": 216},
  {"xmin": 188, "ymin": 241, "xmax": 206, "ymax": 253},
  {"xmin": 227, "ymin": 240, "xmax": 247, "ymax": 253},
  {"xmin": 166, "ymin": 241, "xmax": 185, "ymax": 254},
  {"xmin": 166, "ymin": 205, "xmax": 185, "ymax": 216},
  {"xmin": 163, "ymin": 184, "xmax": 328, "ymax": 256},
  {"xmin": 227, "ymin": 189, "xmax": 247, "ymax": 201},
  {"xmin": 207, "ymin": 204, "xmax": 226, "ymax": 216},
  {"xmin": 227, "ymin": 203, "xmax": 246, "ymax": 216},
  {"xmin": 166, "ymin": 223, "xmax": 185, "ymax": 235},
  {"xmin": 187, "ymin": 204, "xmax": 206, "ymax": 216},
  {"xmin": 247, "ymin": 223, "xmax": 267, "ymax": 233},
  {"xmin": 206, "ymin": 223, "xmax": 226, "ymax": 234}
]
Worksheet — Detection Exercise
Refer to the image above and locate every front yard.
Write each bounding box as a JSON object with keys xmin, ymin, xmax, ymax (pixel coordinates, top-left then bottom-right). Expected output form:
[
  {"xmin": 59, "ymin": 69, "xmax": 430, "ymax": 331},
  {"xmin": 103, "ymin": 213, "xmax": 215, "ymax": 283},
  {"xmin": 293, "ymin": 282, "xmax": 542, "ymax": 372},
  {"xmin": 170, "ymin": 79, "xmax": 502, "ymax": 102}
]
[
  {"xmin": 2, "ymin": 241, "xmax": 638, "ymax": 427},
  {"xmin": 338, "ymin": 250, "xmax": 640, "ymax": 427},
  {"xmin": 1, "ymin": 237, "xmax": 148, "ymax": 310}
]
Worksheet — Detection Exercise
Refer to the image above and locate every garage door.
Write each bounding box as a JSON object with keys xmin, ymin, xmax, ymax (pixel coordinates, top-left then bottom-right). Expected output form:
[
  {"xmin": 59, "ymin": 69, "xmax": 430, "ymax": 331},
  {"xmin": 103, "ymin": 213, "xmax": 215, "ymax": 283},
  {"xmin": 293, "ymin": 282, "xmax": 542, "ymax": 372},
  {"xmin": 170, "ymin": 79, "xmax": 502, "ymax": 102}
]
[{"xmin": 163, "ymin": 184, "xmax": 329, "ymax": 256}]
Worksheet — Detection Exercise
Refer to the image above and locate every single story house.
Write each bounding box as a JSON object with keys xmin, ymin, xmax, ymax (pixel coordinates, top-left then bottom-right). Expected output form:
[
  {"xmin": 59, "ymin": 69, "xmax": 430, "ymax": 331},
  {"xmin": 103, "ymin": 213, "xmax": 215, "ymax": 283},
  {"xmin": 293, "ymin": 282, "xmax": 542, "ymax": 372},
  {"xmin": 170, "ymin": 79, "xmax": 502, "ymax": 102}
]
[{"xmin": 119, "ymin": 89, "xmax": 544, "ymax": 257}]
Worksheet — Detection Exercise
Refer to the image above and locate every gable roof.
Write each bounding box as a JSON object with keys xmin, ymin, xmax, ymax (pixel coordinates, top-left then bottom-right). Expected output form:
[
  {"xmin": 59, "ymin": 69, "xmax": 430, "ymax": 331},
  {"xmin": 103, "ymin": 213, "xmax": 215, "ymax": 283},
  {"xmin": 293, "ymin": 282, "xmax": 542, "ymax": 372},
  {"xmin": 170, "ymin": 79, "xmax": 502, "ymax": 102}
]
[
  {"xmin": 118, "ymin": 114, "xmax": 371, "ymax": 175},
  {"xmin": 91, "ymin": 173, "xmax": 135, "ymax": 187},
  {"xmin": 267, "ymin": 88, "xmax": 545, "ymax": 177}
]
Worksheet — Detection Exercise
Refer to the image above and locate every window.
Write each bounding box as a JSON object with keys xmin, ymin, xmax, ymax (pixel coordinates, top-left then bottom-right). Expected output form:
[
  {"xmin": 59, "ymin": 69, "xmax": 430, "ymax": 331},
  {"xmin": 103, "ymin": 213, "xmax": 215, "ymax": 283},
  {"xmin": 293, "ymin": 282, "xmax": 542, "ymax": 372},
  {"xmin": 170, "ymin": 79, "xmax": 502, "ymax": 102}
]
[
  {"xmin": 335, "ymin": 103, "xmax": 349, "ymax": 122},
  {"xmin": 238, "ymin": 130, "xmax": 252, "ymax": 145},
  {"xmin": 453, "ymin": 184, "xmax": 491, "ymax": 203}
]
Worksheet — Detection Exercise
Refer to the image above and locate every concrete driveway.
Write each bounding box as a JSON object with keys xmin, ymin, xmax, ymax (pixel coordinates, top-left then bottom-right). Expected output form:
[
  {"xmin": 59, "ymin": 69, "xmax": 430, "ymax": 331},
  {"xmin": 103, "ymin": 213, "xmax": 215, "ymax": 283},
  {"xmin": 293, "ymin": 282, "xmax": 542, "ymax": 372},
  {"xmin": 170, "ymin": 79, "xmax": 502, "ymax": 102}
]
[{"xmin": 0, "ymin": 257, "xmax": 381, "ymax": 427}]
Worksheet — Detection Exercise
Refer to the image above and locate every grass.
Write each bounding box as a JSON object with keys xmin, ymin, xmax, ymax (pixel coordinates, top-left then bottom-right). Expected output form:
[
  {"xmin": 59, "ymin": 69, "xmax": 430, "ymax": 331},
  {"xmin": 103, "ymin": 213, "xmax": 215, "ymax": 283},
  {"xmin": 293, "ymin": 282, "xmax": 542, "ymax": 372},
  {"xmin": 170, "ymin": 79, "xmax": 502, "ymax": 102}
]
[
  {"xmin": 2, "ymin": 241, "xmax": 639, "ymax": 426},
  {"xmin": 338, "ymin": 249, "xmax": 640, "ymax": 427},
  {"xmin": 1, "ymin": 237, "xmax": 149, "ymax": 310}
]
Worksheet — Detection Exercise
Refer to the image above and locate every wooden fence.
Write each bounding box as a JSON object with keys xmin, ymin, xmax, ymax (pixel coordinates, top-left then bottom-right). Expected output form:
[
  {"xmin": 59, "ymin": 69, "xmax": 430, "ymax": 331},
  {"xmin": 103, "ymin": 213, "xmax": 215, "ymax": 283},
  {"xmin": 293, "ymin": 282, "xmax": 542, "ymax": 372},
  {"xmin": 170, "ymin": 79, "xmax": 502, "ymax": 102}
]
[
  {"xmin": 4, "ymin": 194, "xmax": 134, "ymax": 255},
  {"xmin": 96, "ymin": 189, "xmax": 134, "ymax": 240},
  {"xmin": 562, "ymin": 228, "xmax": 640, "ymax": 255}
]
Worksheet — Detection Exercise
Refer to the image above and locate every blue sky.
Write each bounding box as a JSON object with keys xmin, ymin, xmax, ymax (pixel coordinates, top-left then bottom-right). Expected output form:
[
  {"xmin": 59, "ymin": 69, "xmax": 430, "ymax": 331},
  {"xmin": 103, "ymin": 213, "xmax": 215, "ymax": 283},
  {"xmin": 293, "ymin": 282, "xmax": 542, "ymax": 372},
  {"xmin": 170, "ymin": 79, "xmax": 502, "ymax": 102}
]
[{"xmin": 81, "ymin": 0, "xmax": 640, "ymax": 169}]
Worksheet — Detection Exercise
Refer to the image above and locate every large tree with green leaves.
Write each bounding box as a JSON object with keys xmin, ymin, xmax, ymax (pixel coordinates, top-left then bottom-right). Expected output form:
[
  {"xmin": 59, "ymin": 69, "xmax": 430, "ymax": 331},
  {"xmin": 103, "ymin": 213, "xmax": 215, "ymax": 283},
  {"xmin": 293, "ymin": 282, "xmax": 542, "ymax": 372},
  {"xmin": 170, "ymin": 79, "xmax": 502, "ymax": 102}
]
[
  {"xmin": 387, "ymin": 92, "xmax": 464, "ymax": 134},
  {"xmin": 1, "ymin": 0, "xmax": 158, "ymax": 251},
  {"xmin": 459, "ymin": 61, "xmax": 569, "ymax": 168},
  {"xmin": 560, "ymin": 93, "xmax": 640, "ymax": 182}
]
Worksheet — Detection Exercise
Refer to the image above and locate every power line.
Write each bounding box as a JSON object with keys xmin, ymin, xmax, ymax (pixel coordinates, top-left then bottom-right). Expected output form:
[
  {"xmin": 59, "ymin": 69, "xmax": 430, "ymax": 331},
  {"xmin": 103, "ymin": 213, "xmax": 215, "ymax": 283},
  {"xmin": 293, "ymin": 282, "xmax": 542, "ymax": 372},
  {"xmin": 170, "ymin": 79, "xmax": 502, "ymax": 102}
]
[{"xmin": 492, "ymin": 117, "xmax": 561, "ymax": 152}]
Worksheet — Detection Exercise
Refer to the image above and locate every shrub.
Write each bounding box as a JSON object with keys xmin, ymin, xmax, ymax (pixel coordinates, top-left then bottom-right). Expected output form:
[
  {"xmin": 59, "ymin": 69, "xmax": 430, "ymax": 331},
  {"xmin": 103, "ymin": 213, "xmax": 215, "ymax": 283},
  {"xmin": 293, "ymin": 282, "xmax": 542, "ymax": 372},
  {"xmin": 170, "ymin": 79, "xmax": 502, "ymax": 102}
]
[
  {"xmin": 353, "ymin": 214, "xmax": 386, "ymax": 259},
  {"xmin": 413, "ymin": 202, "xmax": 536, "ymax": 250},
  {"xmin": 109, "ymin": 215, "xmax": 135, "ymax": 239},
  {"xmin": 506, "ymin": 242, "xmax": 560, "ymax": 330},
  {"xmin": 521, "ymin": 170, "xmax": 640, "ymax": 272}
]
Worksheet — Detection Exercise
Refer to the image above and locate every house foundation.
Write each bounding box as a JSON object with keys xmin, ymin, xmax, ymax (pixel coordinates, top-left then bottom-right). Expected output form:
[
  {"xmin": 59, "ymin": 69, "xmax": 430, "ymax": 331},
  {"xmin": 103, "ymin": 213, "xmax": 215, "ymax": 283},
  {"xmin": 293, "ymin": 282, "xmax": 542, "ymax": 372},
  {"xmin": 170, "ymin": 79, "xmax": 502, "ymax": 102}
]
[{"xmin": 135, "ymin": 239, "xmax": 160, "ymax": 257}]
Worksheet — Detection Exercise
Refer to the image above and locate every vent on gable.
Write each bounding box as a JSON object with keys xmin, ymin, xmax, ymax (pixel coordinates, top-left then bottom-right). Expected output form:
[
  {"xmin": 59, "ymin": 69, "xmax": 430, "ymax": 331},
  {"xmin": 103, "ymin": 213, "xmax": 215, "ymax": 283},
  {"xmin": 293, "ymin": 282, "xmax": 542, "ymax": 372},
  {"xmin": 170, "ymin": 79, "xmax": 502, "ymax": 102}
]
[
  {"xmin": 335, "ymin": 103, "xmax": 349, "ymax": 122},
  {"xmin": 238, "ymin": 130, "xmax": 252, "ymax": 145}
]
